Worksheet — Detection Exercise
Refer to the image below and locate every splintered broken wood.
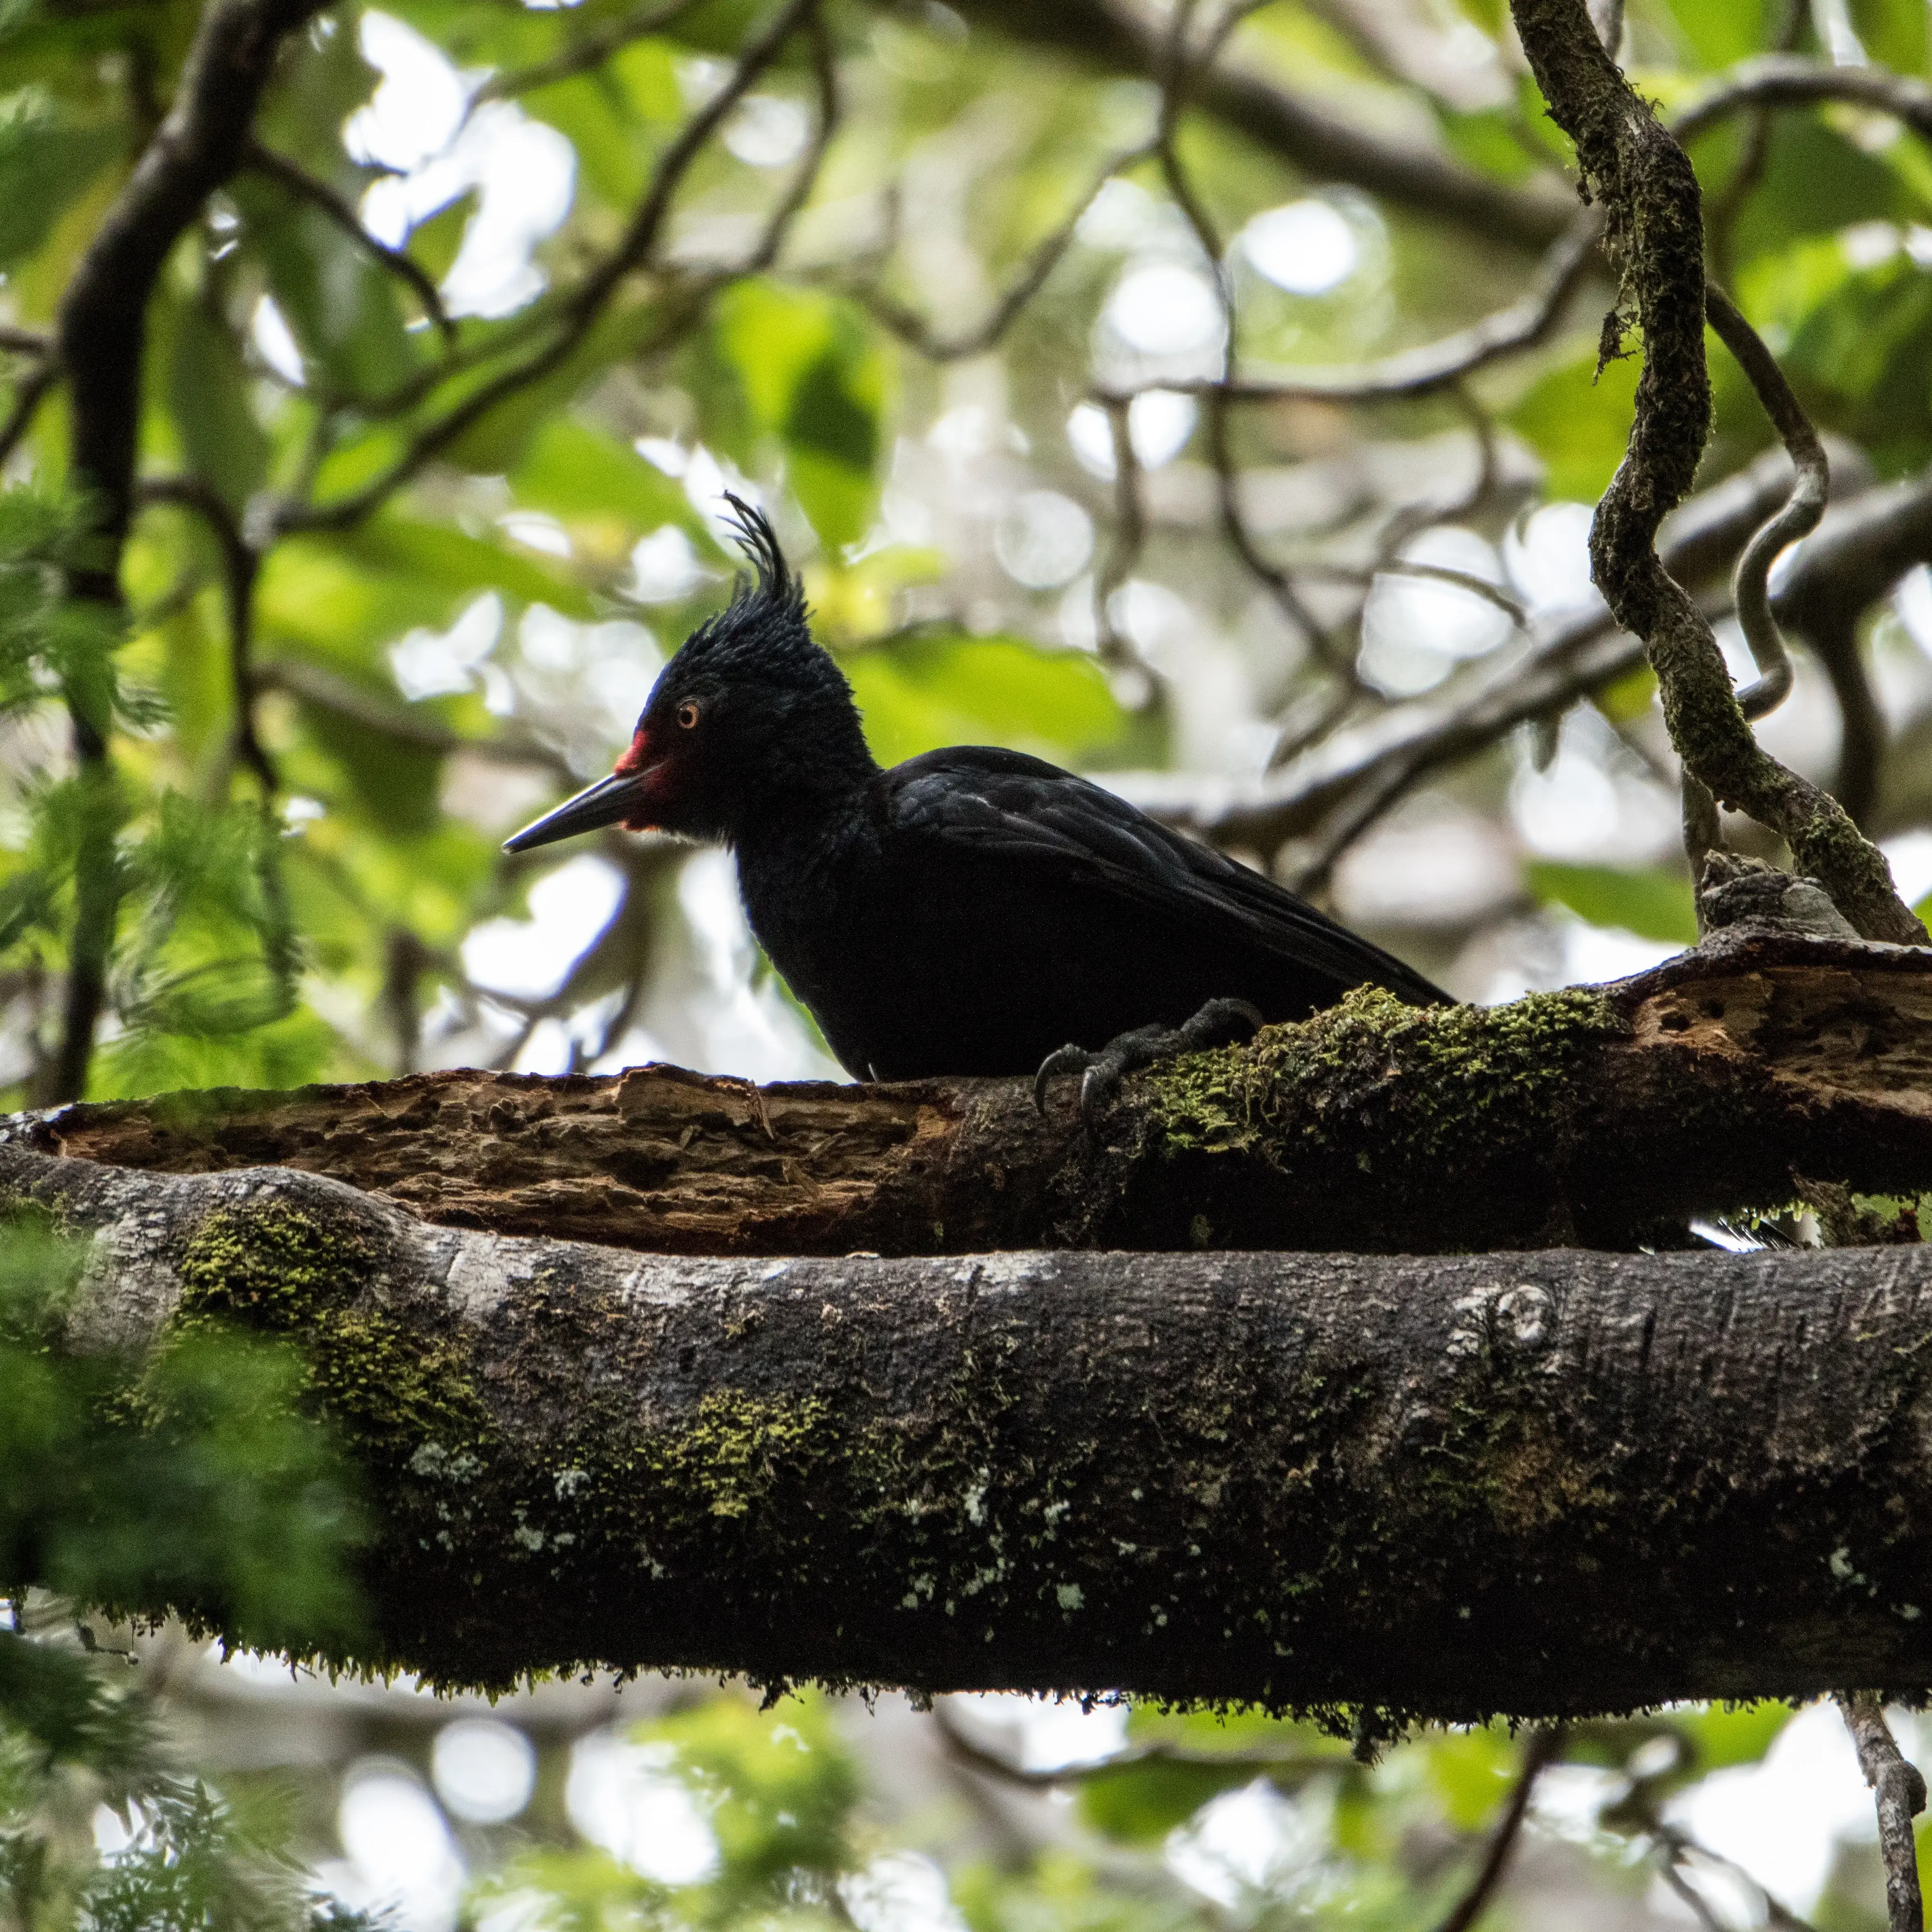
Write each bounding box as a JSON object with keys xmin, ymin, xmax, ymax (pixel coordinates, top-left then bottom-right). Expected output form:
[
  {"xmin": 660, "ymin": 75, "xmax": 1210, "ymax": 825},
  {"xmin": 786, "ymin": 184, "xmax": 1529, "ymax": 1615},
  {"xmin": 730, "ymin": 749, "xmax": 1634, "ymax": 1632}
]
[{"xmin": 7, "ymin": 930, "xmax": 1932, "ymax": 1254}]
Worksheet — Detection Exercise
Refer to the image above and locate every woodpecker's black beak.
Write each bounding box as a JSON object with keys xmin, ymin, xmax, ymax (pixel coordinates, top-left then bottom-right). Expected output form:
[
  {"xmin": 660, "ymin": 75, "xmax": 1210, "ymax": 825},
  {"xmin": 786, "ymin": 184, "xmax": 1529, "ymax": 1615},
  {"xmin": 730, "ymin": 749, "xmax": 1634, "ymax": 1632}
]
[{"xmin": 502, "ymin": 772, "xmax": 651, "ymax": 853}]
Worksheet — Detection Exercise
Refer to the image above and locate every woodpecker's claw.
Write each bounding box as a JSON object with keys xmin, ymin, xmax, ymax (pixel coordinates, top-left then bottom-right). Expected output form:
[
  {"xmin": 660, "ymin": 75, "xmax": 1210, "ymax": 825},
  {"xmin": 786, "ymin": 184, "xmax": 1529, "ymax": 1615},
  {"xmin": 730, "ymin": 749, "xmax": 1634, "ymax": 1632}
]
[
  {"xmin": 1032, "ymin": 1043, "xmax": 1090, "ymax": 1115},
  {"xmin": 1032, "ymin": 998, "xmax": 1265, "ymax": 1130}
]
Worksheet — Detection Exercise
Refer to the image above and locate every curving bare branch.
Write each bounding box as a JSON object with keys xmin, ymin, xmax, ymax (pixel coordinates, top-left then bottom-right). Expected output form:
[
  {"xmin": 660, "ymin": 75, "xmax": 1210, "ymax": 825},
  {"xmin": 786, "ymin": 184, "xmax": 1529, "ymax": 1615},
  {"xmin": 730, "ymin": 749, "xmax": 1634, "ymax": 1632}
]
[
  {"xmin": 1838, "ymin": 1693, "xmax": 1927, "ymax": 1932},
  {"xmin": 1703, "ymin": 283, "xmax": 1825, "ymax": 723},
  {"xmin": 1675, "ymin": 52, "xmax": 1932, "ymax": 147},
  {"xmin": 243, "ymin": 139, "xmax": 455, "ymax": 344},
  {"xmin": 136, "ymin": 476, "xmax": 273, "ymax": 796},
  {"xmin": 1508, "ymin": 0, "xmax": 1925, "ymax": 943},
  {"xmin": 271, "ymin": 0, "xmax": 824, "ymax": 537}
]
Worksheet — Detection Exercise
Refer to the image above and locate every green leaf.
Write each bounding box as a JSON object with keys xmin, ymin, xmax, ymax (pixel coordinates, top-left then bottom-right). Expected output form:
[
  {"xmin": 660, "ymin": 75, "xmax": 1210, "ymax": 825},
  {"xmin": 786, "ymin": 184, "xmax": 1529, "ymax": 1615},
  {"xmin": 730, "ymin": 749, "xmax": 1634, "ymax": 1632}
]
[
  {"xmin": 511, "ymin": 415, "xmax": 699, "ymax": 556},
  {"xmin": 1506, "ymin": 345, "xmax": 1641, "ymax": 503},
  {"xmin": 1423, "ymin": 1724, "xmax": 1519, "ymax": 1831},
  {"xmin": 1850, "ymin": 0, "xmax": 1927, "ymax": 74},
  {"xmin": 442, "ymin": 300, "xmax": 666, "ymax": 477},
  {"xmin": 1077, "ymin": 1758, "xmax": 1260, "ymax": 1842},
  {"xmin": 296, "ymin": 694, "xmax": 444, "ymax": 837},
  {"xmin": 520, "ymin": 76, "xmax": 645, "ymax": 211},
  {"xmin": 1670, "ymin": 1702, "xmax": 1794, "ymax": 1773},
  {"xmin": 642, "ymin": 1691, "xmax": 857, "ymax": 1905},
  {"xmin": 1526, "ymin": 861, "xmax": 1697, "ymax": 944},
  {"xmin": 1779, "ymin": 250, "xmax": 1932, "ymax": 471},
  {"xmin": 1729, "ymin": 119, "xmax": 1912, "ymax": 270},
  {"xmin": 257, "ymin": 514, "xmax": 589, "ymax": 677},
  {"xmin": 844, "ymin": 633, "xmax": 1131, "ymax": 769},
  {"xmin": 404, "ymin": 187, "xmax": 476, "ymax": 285},
  {"xmin": 165, "ymin": 293, "xmax": 271, "ymax": 514},
  {"xmin": 1658, "ymin": 0, "xmax": 1765, "ymax": 67},
  {"xmin": 236, "ymin": 187, "xmax": 422, "ymax": 401},
  {"xmin": 93, "ymin": 1005, "xmax": 339, "ymax": 1098},
  {"xmin": 714, "ymin": 283, "xmax": 889, "ymax": 549},
  {"xmin": 1436, "ymin": 106, "xmax": 1539, "ymax": 184},
  {"xmin": 0, "ymin": 87, "xmax": 117, "ymax": 269}
]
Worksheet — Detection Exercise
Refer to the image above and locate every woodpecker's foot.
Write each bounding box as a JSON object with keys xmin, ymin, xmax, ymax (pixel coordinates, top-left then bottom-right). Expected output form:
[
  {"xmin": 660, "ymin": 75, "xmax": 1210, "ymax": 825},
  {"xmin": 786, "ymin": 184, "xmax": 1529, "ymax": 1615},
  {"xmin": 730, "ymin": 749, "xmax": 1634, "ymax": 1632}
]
[{"xmin": 1033, "ymin": 998, "xmax": 1265, "ymax": 1129}]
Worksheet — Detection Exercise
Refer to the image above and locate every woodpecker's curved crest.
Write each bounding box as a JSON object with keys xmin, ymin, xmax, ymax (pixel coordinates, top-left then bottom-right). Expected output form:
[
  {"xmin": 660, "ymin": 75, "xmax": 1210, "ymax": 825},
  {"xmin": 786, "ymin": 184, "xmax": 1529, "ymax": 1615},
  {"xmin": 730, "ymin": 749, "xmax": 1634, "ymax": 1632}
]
[
  {"xmin": 502, "ymin": 497, "xmax": 868, "ymax": 854},
  {"xmin": 662, "ymin": 494, "xmax": 809, "ymax": 684}
]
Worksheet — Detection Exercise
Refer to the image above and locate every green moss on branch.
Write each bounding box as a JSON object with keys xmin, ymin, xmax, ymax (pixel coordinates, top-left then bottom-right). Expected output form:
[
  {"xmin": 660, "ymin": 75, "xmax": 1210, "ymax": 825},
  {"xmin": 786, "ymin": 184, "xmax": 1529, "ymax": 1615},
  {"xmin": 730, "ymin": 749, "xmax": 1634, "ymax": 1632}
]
[
  {"xmin": 1146, "ymin": 985, "xmax": 1627, "ymax": 1165},
  {"xmin": 175, "ymin": 1202, "xmax": 494, "ymax": 1469}
]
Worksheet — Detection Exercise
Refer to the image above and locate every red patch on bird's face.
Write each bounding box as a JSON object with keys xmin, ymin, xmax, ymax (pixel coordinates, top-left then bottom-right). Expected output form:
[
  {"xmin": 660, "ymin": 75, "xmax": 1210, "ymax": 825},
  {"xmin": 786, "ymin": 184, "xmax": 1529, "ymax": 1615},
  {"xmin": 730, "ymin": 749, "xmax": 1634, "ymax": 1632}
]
[{"xmin": 611, "ymin": 725, "xmax": 674, "ymax": 830}]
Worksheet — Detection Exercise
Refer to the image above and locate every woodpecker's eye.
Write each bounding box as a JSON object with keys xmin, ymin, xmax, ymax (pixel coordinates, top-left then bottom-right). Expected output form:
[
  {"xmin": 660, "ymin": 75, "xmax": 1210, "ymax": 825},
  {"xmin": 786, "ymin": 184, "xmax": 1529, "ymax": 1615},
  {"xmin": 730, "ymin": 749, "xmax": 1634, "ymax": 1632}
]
[{"xmin": 676, "ymin": 700, "xmax": 701, "ymax": 729}]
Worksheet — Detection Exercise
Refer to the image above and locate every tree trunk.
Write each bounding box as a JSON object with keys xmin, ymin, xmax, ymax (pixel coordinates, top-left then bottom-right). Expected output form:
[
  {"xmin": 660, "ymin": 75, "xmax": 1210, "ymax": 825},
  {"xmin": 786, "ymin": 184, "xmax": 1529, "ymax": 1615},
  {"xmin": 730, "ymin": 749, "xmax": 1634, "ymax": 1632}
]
[
  {"xmin": 10, "ymin": 931, "xmax": 1932, "ymax": 1256},
  {"xmin": 8, "ymin": 1135, "xmax": 1932, "ymax": 1720}
]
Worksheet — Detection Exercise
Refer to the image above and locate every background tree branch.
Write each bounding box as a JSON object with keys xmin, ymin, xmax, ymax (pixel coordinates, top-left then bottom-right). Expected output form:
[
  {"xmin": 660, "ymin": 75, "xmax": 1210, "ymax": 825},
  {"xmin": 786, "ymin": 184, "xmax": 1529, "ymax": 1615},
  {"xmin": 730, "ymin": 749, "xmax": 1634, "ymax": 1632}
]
[{"xmin": 11, "ymin": 1139, "xmax": 1932, "ymax": 1718}]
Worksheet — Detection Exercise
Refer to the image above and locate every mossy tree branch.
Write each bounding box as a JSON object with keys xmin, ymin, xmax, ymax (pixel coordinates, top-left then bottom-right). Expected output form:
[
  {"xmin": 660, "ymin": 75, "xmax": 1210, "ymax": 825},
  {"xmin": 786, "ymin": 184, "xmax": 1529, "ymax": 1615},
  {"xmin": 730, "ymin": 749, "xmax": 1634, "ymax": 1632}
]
[
  {"xmin": 8, "ymin": 933, "xmax": 1932, "ymax": 1258},
  {"xmin": 11, "ymin": 1141, "xmax": 1932, "ymax": 1718},
  {"xmin": 1508, "ymin": 0, "xmax": 1927, "ymax": 944}
]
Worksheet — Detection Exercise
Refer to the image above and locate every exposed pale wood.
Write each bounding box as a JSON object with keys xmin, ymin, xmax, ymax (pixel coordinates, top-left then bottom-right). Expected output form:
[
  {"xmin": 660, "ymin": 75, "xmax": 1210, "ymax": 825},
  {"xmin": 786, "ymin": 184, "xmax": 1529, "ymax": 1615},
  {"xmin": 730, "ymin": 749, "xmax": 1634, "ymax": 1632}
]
[{"xmin": 8, "ymin": 933, "xmax": 1932, "ymax": 1254}]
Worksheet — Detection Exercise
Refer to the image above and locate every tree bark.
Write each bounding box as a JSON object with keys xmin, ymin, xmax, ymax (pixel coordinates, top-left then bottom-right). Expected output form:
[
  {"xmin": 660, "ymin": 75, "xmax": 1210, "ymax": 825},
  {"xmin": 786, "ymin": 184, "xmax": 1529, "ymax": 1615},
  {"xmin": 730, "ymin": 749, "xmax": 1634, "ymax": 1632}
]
[
  {"xmin": 10, "ymin": 1137, "xmax": 1932, "ymax": 1720},
  {"xmin": 9, "ymin": 932, "xmax": 1932, "ymax": 1257}
]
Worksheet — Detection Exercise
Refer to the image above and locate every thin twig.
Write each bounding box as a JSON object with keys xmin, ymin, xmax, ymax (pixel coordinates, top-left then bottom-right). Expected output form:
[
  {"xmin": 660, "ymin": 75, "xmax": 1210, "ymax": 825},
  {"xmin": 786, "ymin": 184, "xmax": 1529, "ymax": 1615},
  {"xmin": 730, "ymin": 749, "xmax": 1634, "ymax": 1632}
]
[
  {"xmin": 0, "ymin": 360, "xmax": 59, "ymax": 472},
  {"xmin": 1150, "ymin": 0, "xmax": 1347, "ymax": 683},
  {"xmin": 1096, "ymin": 208, "xmax": 1602, "ymax": 408},
  {"xmin": 1094, "ymin": 397, "xmax": 1146, "ymax": 677},
  {"xmin": 1306, "ymin": 558, "xmax": 1527, "ymax": 624},
  {"xmin": 1149, "ymin": 443, "xmax": 1810, "ymax": 862},
  {"xmin": 932, "ymin": 1699, "xmax": 1341, "ymax": 1787},
  {"xmin": 1703, "ymin": 281, "xmax": 1826, "ymax": 722},
  {"xmin": 1674, "ymin": 52, "xmax": 1932, "ymax": 147},
  {"xmin": 734, "ymin": 2, "xmax": 840, "ymax": 279},
  {"xmin": 252, "ymin": 655, "xmax": 579, "ymax": 783},
  {"xmin": 244, "ymin": 139, "xmax": 455, "ymax": 343},
  {"xmin": 855, "ymin": 140, "xmax": 1158, "ymax": 362},
  {"xmin": 1205, "ymin": 387, "xmax": 1351, "ymax": 676},
  {"xmin": 1683, "ymin": 776, "xmax": 1721, "ymax": 931},
  {"xmin": 1626, "ymin": 1790, "xmax": 1821, "ymax": 1930},
  {"xmin": 271, "ymin": 0, "xmax": 819, "ymax": 536},
  {"xmin": 1838, "ymin": 1692, "xmax": 1927, "ymax": 1932},
  {"xmin": 136, "ymin": 476, "xmax": 274, "ymax": 794},
  {"xmin": 1701, "ymin": 0, "xmax": 1805, "ymax": 286},
  {"xmin": 1431, "ymin": 1725, "xmax": 1565, "ymax": 1932},
  {"xmin": 474, "ymin": 0, "xmax": 701, "ymax": 101}
]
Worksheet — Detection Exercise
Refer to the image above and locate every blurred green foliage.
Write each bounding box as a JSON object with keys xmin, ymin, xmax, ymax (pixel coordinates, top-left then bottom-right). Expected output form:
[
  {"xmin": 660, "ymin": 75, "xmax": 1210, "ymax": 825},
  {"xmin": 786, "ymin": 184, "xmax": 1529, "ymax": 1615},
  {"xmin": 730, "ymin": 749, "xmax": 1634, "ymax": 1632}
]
[
  {"xmin": 1525, "ymin": 860, "xmax": 1700, "ymax": 945},
  {"xmin": 0, "ymin": 0, "xmax": 1926, "ymax": 1919},
  {"xmin": 458, "ymin": 1688, "xmax": 1932, "ymax": 1932},
  {"xmin": 0, "ymin": 0, "xmax": 1919, "ymax": 1096},
  {"xmin": 0, "ymin": 1206, "xmax": 368, "ymax": 1930}
]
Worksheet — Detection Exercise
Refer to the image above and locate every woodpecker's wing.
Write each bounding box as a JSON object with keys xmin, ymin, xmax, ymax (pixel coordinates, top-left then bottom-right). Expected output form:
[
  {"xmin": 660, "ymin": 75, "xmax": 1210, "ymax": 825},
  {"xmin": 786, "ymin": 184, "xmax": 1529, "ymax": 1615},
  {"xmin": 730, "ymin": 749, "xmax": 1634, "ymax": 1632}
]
[{"xmin": 876, "ymin": 746, "xmax": 1446, "ymax": 1006}]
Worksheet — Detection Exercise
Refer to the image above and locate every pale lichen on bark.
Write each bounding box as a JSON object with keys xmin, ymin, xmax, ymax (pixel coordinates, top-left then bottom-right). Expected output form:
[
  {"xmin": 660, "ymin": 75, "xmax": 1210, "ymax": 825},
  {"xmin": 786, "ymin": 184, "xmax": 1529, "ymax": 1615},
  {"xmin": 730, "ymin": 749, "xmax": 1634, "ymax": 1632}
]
[{"xmin": 13, "ymin": 1143, "xmax": 1932, "ymax": 1721}]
